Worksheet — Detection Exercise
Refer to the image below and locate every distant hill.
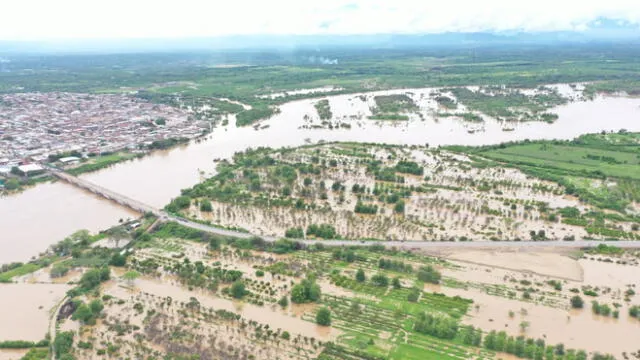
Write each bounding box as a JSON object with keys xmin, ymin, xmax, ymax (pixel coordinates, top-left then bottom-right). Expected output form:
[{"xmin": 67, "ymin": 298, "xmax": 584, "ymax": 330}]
[{"xmin": 0, "ymin": 17, "xmax": 638, "ymax": 54}]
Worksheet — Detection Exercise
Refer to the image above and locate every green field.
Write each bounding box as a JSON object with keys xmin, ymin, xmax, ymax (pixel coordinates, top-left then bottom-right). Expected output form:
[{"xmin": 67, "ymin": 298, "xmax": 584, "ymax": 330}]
[
  {"xmin": 462, "ymin": 132, "xmax": 640, "ymax": 214},
  {"xmin": 480, "ymin": 143, "xmax": 640, "ymax": 180},
  {"xmin": 66, "ymin": 152, "xmax": 143, "ymax": 176},
  {"xmin": 3, "ymin": 44, "xmax": 640, "ymax": 111}
]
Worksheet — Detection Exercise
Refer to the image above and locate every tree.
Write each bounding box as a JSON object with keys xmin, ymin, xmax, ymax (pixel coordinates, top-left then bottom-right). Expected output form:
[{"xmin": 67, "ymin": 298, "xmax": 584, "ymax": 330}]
[
  {"xmin": 231, "ymin": 280, "xmax": 247, "ymax": 299},
  {"xmin": 79, "ymin": 267, "xmax": 110, "ymax": 291},
  {"xmin": 392, "ymin": 277, "xmax": 402, "ymax": 289},
  {"xmin": 109, "ymin": 226, "xmax": 129, "ymax": 248},
  {"xmin": 89, "ymin": 299, "xmax": 104, "ymax": 314},
  {"xmin": 72, "ymin": 304, "xmax": 93, "ymax": 323},
  {"xmin": 200, "ymin": 199, "xmax": 213, "ymax": 212},
  {"xmin": 371, "ymin": 273, "xmax": 389, "ymax": 287},
  {"xmin": 54, "ymin": 331, "xmax": 74, "ymax": 358},
  {"xmin": 278, "ymin": 296, "xmax": 289, "ymax": 308},
  {"xmin": 355, "ymin": 269, "xmax": 366, "ymax": 283},
  {"xmin": 4, "ymin": 178, "xmax": 19, "ymax": 190},
  {"xmin": 123, "ymin": 271, "xmax": 139, "ymax": 286},
  {"xmin": 394, "ymin": 200, "xmax": 405, "ymax": 214},
  {"xmin": 417, "ymin": 266, "xmax": 441, "ymax": 284},
  {"xmin": 303, "ymin": 177, "xmax": 313, "ymax": 186},
  {"xmin": 519, "ymin": 321, "xmax": 530, "ymax": 333},
  {"xmin": 290, "ymin": 279, "xmax": 321, "ymax": 303},
  {"xmin": 570, "ymin": 295, "xmax": 584, "ymax": 309},
  {"xmin": 407, "ymin": 288, "xmax": 420, "ymax": 302},
  {"xmin": 316, "ymin": 307, "xmax": 332, "ymax": 326},
  {"xmin": 109, "ymin": 253, "xmax": 127, "ymax": 267}
]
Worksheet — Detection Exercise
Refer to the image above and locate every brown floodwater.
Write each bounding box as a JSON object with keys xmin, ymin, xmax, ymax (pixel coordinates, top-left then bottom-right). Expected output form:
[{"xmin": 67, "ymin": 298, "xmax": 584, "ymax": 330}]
[
  {"xmin": 0, "ymin": 349, "xmax": 28, "ymax": 360},
  {"xmin": 424, "ymin": 284, "xmax": 640, "ymax": 355},
  {"xmin": 2, "ymin": 90, "xmax": 640, "ymax": 263},
  {"xmin": 0, "ymin": 283, "xmax": 71, "ymax": 341}
]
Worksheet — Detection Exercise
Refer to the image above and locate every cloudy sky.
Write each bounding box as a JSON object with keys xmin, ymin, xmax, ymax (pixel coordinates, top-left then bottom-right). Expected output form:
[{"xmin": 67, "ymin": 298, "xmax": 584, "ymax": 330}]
[{"xmin": 1, "ymin": 0, "xmax": 640, "ymax": 40}]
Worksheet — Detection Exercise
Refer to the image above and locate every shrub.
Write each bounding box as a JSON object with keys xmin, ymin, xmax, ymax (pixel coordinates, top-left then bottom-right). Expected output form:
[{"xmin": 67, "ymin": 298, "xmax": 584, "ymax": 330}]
[
  {"xmin": 199, "ymin": 199, "xmax": 213, "ymax": 212},
  {"xmin": 355, "ymin": 269, "xmax": 366, "ymax": 282},
  {"xmin": 306, "ymin": 224, "xmax": 338, "ymax": 239},
  {"xmin": 371, "ymin": 273, "xmax": 389, "ymax": 287},
  {"xmin": 231, "ymin": 281, "xmax": 247, "ymax": 299},
  {"xmin": 291, "ymin": 279, "xmax": 321, "ymax": 303},
  {"xmin": 316, "ymin": 307, "xmax": 332, "ymax": 326},
  {"xmin": 414, "ymin": 313, "xmax": 458, "ymax": 339},
  {"xmin": 285, "ymin": 227, "xmax": 304, "ymax": 239},
  {"xmin": 570, "ymin": 295, "xmax": 584, "ymax": 309},
  {"xmin": 417, "ymin": 266, "xmax": 441, "ymax": 284},
  {"xmin": 407, "ymin": 288, "xmax": 420, "ymax": 302},
  {"xmin": 54, "ymin": 331, "xmax": 74, "ymax": 358},
  {"xmin": 51, "ymin": 263, "xmax": 70, "ymax": 278}
]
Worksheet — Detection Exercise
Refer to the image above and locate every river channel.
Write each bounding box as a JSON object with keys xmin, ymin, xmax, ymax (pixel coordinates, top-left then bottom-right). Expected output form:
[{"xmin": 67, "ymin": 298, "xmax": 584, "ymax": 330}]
[{"xmin": 1, "ymin": 89, "xmax": 639, "ymax": 264}]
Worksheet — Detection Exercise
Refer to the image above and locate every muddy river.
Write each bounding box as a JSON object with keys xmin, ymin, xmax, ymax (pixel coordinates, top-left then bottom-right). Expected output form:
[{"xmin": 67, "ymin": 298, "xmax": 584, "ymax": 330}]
[{"xmin": 2, "ymin": 89, "xmax": 640, "ymax": 263}]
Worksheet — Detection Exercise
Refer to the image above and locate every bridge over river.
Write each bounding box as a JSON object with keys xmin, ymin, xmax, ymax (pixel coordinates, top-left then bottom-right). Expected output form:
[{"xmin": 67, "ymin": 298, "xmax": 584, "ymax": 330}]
[{"xmin": 47, "ymin": 167, "xmax": 640, "ymax": 250}]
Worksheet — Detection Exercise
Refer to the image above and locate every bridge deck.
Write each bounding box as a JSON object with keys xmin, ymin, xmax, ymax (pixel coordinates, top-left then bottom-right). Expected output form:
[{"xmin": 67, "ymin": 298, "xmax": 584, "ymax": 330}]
[{"xmin": 48, "ymin": 170, "xmax": 160, "ymax": 215}]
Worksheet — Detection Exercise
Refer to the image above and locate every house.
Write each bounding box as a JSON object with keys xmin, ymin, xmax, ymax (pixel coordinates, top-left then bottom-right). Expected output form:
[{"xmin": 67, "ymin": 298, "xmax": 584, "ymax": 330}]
[
  {"xmin": 59, "ymin": 156, "xmax": 81, "ymax": 165},
  {"xmin": 17, "ymin": 163, "xmax": 45, "ymax": 177}
]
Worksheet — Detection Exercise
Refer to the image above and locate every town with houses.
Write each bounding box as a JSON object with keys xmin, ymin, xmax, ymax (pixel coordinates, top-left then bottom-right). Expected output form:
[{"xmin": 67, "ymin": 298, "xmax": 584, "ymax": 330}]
[{"xmin": 0, "ymin": 92, "xmax": 208, "ymax": 184}]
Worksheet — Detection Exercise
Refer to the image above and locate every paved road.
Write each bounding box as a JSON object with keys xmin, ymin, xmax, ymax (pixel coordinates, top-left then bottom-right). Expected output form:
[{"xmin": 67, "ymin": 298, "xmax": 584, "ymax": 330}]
[{"xmin": 169, "ymin": 217, "xmax": 640, "ymax": 249}]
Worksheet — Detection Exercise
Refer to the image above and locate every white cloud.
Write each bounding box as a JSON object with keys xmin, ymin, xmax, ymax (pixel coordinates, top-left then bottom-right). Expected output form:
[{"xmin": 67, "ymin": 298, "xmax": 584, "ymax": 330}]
[{"xmin": 1, "ymin": 0, "xmax": 640, "ymax": 40}]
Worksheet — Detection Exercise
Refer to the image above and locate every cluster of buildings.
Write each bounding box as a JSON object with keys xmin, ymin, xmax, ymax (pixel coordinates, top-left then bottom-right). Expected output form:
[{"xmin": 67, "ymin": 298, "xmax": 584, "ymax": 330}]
[{"xmin": 0, "ymin": 92, "xmax": 209, "ymax": 169}]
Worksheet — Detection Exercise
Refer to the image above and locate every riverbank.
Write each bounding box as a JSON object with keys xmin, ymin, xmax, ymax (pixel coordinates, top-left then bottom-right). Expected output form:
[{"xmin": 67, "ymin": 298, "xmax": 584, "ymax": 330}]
[{"xmin": 0, "ymin": 137, "xmax": 195, "ymax": 196}]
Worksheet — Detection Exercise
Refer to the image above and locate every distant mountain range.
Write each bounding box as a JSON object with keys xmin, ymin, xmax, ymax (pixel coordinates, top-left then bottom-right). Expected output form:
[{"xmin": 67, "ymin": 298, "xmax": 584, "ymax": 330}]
[{"xmin": 1, "ymin": 17, "xmax": 638, "ymax": 54}]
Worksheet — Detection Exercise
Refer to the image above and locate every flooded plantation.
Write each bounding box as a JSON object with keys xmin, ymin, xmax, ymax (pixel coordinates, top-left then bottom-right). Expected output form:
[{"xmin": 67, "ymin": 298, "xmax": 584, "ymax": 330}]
[{"xmin": 2, "ymin": 86, "xmax": 640, "ymax": 263}]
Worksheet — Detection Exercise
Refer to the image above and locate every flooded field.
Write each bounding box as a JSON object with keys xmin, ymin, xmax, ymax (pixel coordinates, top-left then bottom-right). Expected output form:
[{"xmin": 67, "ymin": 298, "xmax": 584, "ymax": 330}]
[
  {"xmin": 0, "ymin": 349, "xmax": 29, "ymax": 360},
  {"xmin": 104, "ymin": 276, "xmax": 339, "ymax": 340},
  {"xmin": 2, "ymin": 87, "xmax": 640, "ymax": 263},
  {"xmin": 428, "ymin": 284, "xmax": 640, "ymax": 355},
  {"xmin": 0, "ymin": 283, "xmax": 71, "ymax": 341},
  {"xmin": 444, "ymin": 250, "xmax": 584, "ymax": 281},
  {"xmin": 425, "ymin": 248, "xmax": 640, "ymax": 356}
]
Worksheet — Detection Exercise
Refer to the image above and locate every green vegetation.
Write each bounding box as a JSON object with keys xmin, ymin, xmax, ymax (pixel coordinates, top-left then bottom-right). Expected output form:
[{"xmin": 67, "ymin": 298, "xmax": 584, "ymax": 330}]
[
  {"xmin": 316, "ymin": 307, "xmax": 332, "ymax": 326},
  {"xmin": 0, "ymin": 340, "xmax": 49, "ymax": 349},
  {"xmin": 417, "ymin": 266, "xmax": 442, "ymax": 284},
  {"xmin": 591, "ymin": 301, "xmax": 612, "ymax": 316},
  {"xmin": 236, "ymin": 106, "xmax": 277, "ymax": 126},
  {"xmin": 147, "ymin": 137, "xmax": 189, "ymax": 150},
  {"xmin": 315, "ymin": 99, "xmax": 333, "ymax": 120},
  {"xmin": 437, "ymin": 111, "xmax": 483, "ymax": 122},
  {"xmin": 230, "ymin": 280, "xmax": 248, "ymax": 299},
  {"xmin": 54, "ymin": 331, "xmax": 74, "ymax": 359},
  {"xmin": 72, "ymin": 299, "xmax": 104, "ymax": 325},
  {"xmin": 0, "ymin": 263, "xmax": 42, "ymax": 282},
  {"xmin": 449, "ymin": 86, "xmax": 566, "ymax": 122},
  {"xmin": 307, "ymin": 224, "xmax": 339, "ymax": 239},
  {"xmin": 457, "ymin": 132, "xmax": 640, "ymax": 218},
  {"xmin": 369, "ymin": 94, "xmax": 417, "ymax": 120},
  {"xmin": 291, "ymin": 278, "xmax": 321, "ymax": 303},
  {"xmin": 434, "ymin": 95, "xmax": 457, "ymax": 109},
  {"xmin": 570, "ymin": 296, "xmax": 584, "ymax": 309}
]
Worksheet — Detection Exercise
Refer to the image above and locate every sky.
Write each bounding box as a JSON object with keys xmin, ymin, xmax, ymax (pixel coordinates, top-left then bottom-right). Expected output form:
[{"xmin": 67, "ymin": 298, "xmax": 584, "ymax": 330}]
[{"xmin": 1, "ymin": 0, "xmax": 640, "ymax": 40}]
